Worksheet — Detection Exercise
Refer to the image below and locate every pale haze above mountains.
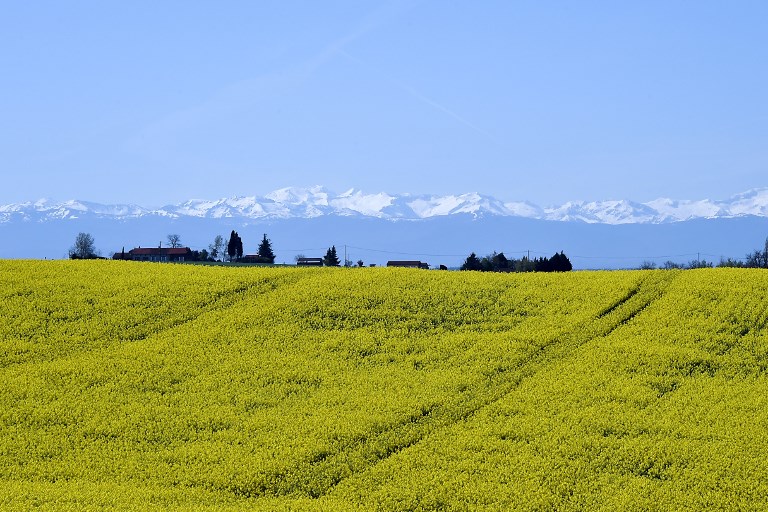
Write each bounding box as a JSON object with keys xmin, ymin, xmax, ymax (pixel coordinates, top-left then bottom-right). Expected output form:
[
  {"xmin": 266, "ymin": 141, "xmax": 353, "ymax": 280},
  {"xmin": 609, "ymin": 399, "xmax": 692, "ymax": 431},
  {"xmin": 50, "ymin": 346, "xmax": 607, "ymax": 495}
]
[{"xmin": 3, "ymin": 186, "xmax": 768, "ymax": 225}]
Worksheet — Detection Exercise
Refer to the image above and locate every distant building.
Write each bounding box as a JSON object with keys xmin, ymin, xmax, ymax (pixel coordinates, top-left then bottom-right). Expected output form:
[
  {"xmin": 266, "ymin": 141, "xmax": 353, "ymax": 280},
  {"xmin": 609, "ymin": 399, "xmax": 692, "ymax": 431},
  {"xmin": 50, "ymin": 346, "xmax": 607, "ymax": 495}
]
[
  {"xmin": 386, "ymin": 260, "xmax": 429, "ymax": 269},
  {"xmin": 296, "ymin": 257, "xmax": 323, "ymax": 266},
  {"xmin": 112, "ymin": 248, "xmax": 130, "ymax": 260},
  {"xmin": 115, "ymin": 247, "xmax": 194, "ymax": 262},
  {"xmin": 240, "ymin": 255, "xmax": 272, "ymax": 264}
]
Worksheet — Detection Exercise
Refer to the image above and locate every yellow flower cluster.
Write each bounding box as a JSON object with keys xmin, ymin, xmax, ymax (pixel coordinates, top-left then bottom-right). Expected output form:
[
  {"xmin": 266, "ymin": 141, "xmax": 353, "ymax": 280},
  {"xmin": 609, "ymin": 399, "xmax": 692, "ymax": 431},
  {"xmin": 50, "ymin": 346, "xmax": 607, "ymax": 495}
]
[{"xmin": 1, "ymin": 261, "xmax": 767, "ymax": 510}]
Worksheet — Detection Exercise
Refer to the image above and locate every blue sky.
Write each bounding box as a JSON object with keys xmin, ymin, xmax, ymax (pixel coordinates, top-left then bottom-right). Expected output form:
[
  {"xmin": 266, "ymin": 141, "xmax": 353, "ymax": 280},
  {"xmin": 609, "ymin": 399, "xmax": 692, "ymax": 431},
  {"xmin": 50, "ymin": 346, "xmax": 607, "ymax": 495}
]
[{"xmin": 2, "ymin": 1, "xmax": 767, "ymax": 207}]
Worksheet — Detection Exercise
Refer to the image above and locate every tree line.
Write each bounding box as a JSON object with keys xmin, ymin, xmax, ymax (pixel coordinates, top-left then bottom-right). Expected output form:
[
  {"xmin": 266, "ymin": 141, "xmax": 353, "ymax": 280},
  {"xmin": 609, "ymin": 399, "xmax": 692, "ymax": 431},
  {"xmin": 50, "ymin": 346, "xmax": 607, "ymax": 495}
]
[
  {"xmin": 638, "ymin": 237, "xmax": 768, "ymax": 270},
  {"xmin": 69, "ymin": 231, "xmax": 768, "ymax": 271},
  {"xmin": 460, "ymin": 251, "xmax": 573, "ymax": 272}
]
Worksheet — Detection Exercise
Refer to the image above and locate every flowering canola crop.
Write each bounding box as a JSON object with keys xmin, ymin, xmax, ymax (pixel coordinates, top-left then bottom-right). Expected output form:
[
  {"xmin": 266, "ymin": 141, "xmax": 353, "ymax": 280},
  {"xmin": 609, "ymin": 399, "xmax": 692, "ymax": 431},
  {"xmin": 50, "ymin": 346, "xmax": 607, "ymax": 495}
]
[{"xmin": 1, "ymin": 261, "xmax": 767, "ymax": 510}]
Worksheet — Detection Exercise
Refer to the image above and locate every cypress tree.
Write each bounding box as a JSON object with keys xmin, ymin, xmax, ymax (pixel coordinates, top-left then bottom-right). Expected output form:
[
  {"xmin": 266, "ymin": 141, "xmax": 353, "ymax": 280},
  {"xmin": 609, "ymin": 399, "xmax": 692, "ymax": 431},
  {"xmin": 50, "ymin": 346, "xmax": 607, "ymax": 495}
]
[
  {"xmin": 258, "ymin": 233, "xmax": 276, "ymax": 263},
  {"xmin": 228, "ymin": 230, "xmax": 240, "ymax": 262}
]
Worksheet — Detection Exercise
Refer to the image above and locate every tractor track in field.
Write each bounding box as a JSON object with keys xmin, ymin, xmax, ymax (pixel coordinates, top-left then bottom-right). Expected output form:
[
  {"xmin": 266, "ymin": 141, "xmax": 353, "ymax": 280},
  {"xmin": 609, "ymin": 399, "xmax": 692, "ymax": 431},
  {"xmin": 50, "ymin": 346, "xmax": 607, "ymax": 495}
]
[{"xmin": 225, "ymin": 271, "xmax": 680, "ymax": 501}]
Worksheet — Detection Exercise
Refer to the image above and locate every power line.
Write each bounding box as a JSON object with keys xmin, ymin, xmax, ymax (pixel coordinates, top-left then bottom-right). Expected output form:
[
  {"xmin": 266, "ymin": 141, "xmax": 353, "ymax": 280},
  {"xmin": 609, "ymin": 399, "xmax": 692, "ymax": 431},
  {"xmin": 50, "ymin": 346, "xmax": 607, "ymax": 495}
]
[
  {"xmin": 274, "ymin": 247, "xmax": 328, "ymax": 253},
  {"xmin": 345, "ymin": 245, "xmax": 467, "ymax": 258}
]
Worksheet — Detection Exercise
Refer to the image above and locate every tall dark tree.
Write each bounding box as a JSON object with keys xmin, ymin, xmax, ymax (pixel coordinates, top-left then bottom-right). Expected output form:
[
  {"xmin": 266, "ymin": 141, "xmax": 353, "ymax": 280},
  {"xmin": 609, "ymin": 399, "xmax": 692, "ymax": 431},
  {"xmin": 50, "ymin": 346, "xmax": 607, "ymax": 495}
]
[
  {"xmin": 492, "ymin": 251, "xmax": 509, "ymax": 271},
  {"xmin": 480, "ymin": 251, "xmax": 509, "ymax": 272},
  {"xmin": 460, "ymin": 252, "xmax": 483, "ymax": 271},
  {"xmin": 227, "ymin": 230, "xmax": 243, "ymax": 262},
  {"xmin": 531, "ymin": 252, "xmax": 573, "ymax": 272},
  {"xmin": 534, "ymin": 256, "xmax": 553, "ymax": 272},
  {"xmin": 257, "ymin": 233, "xmax": 275, "ymax": 263},
  {"xmin": 550, "ymin": 251, "xmax": 573, "ymax": 272},
  {"xmin": 323, "ymin": 245, "xmax": 340, "ymax": 266},
  {"xmin": 480, "ymin": 255, "xmax": 494, "ymax": 272},
  {"xmin": 227, "ymin": 231, "xmax": 236, "ymax": 261}
]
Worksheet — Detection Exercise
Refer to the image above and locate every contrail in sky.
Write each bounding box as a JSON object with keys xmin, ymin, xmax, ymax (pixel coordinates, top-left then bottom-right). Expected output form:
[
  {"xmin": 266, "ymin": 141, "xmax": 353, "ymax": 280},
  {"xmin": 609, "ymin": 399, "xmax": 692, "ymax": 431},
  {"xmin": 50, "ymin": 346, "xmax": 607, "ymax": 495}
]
[
  {"xmin": 338, "ymin": 49, "xmax": 499, "ymax": 144},
  {"xmin": 308, "ymin": 1, "xmax": 420, "ymax": 76}
]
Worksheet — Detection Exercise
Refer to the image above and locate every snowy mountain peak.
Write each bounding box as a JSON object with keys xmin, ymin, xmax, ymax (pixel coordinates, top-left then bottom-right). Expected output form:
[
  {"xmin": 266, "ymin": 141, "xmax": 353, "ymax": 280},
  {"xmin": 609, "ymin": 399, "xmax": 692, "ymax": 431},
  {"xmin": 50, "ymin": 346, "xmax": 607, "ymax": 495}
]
[
  {"xmin": 265, "ymin": 185, "xmax": 329, "ymax": 205},
  {"xmin": 2, "ymin": 187, "xmax": 767, "ymax": 225}
]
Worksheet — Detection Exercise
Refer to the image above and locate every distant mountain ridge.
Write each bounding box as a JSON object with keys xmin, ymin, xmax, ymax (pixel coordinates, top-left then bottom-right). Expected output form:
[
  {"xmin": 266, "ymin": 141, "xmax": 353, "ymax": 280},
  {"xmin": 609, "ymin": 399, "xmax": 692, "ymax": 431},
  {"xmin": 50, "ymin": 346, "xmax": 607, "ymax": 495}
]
[{"xmin": 2, "ymin": 186, "xmax": 768, "ymax": 225}]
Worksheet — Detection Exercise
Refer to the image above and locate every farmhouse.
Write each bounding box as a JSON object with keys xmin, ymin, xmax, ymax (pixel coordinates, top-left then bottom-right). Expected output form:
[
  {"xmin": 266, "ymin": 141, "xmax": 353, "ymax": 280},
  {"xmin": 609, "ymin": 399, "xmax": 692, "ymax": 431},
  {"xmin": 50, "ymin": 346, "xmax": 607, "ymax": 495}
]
[
  {"xmin": 297, "ymin": 257, "xmax": 323, "ymax": 266},
  {"xmin": 386, "ymin": 260, "xmax": 429, "ymax": 269},
  {"xmin": 114, "ymin": 247, "xmax": 194, "ymax": 262}
]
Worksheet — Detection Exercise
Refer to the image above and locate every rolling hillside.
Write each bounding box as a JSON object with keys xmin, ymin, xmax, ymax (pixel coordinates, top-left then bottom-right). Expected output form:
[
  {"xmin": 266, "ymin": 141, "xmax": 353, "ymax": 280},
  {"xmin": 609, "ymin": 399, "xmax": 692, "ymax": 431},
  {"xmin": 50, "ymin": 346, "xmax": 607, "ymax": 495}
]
[{"xmin": 1, "ymin": 262, "xmax": 767, "ymax": 510}]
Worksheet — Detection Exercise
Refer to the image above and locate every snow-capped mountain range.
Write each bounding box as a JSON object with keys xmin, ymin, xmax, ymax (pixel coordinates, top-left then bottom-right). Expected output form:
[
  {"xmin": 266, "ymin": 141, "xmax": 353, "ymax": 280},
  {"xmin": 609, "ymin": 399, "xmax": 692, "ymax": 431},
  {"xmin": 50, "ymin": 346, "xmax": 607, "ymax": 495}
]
[{"xmin": 2, "ymin": 186, "xmax": 768, "ymax": 225}]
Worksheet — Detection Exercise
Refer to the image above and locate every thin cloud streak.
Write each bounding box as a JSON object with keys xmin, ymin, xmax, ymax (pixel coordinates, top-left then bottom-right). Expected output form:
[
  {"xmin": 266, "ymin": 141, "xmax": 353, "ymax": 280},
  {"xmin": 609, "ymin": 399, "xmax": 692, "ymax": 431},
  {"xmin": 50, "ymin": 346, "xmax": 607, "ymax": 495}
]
[
  {"xmin": 123, "ymin": 1, "xmax": 418, "ymax": 158},
  {"xmin": 339, "ymin": 49, "xmax": 499, "ymax": 145}
]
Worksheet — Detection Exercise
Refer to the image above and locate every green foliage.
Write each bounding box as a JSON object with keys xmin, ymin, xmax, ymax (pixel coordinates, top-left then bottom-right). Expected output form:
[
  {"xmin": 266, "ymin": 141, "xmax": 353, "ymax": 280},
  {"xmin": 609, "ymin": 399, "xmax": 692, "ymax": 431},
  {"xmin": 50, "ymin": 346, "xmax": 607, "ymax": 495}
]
[
  {"xmin": 209, "ymin": 235, "xmax": 225, "ymax": 260},
  {"xmin": 717, "ymin": 257, "xmax": 744, "ymax": 268},
  {"xmin": 323, "ymin": 246, "xmax": 340, "ymax": 266},
  {"xmin": 465, "ymin": 251, "xmax": 572, "ymax": 272},
  {"xmin": 686, "ymin": 259, "xmax": 713, "ymax": 269},
  {"xmin": 257, "ymin": 234, "xmax": 276, "ymax": 263},
  {"xmin": 228, "ymin": 230, "xmax": 243, "ymax": 261},
  {"xmin": 460, "ymin": 252, "xmax": 482, "ymax": 271},
  {"xmin": 69, "ymin": 232, "xmax": 98, "ymax": 259}
]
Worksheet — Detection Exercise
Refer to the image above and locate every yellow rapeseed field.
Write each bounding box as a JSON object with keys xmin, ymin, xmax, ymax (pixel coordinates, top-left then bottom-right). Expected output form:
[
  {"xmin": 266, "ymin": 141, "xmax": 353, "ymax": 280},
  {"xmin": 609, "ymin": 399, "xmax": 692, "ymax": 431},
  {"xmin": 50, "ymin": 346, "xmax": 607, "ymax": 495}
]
[{"xmin": 1, "ymin": 261, "xmax": 767, "ymax": 510}]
